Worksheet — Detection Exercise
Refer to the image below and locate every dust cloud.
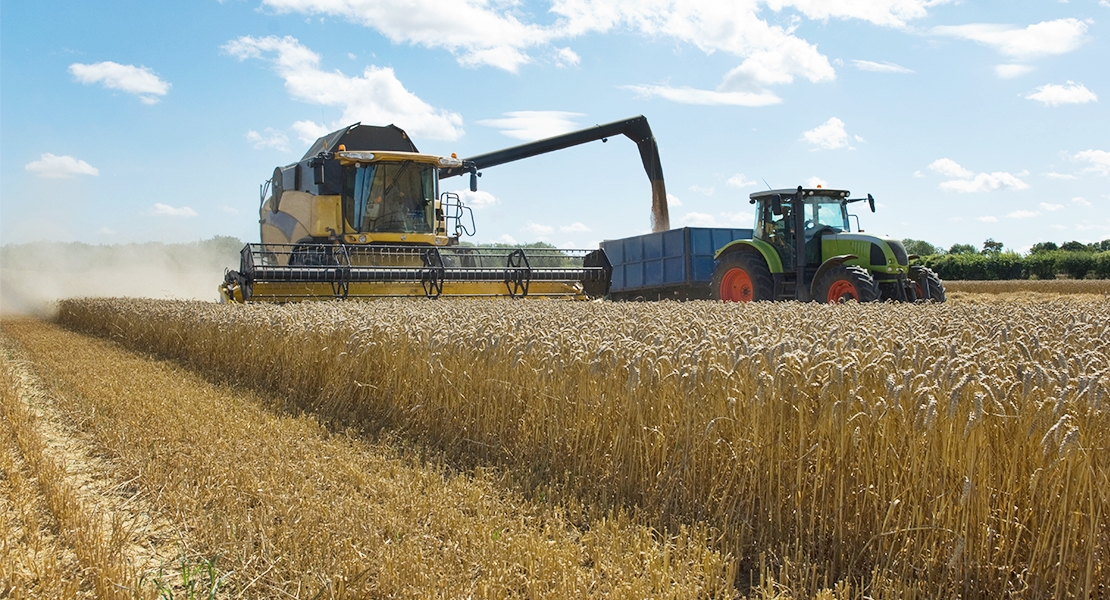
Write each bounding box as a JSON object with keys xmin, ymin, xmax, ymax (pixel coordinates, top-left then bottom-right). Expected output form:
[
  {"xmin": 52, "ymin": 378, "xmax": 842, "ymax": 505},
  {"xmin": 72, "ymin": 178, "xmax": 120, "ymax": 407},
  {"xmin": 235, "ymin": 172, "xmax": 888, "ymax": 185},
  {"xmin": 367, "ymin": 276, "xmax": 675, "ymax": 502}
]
[{"xmin": 0, "ymin": 237, "xmax": 244, "ymax": 317}]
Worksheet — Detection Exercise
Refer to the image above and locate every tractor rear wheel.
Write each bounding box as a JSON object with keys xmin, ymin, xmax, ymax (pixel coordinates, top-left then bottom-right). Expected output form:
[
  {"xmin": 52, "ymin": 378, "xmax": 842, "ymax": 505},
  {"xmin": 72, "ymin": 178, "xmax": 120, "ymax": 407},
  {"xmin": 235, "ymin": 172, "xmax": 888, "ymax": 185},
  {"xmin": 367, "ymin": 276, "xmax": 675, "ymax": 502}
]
[
  {"xmin": 713, "ymin": 252, "xmax": 774, "ymax": 302},
  {"xmin": 910, "ymin": 266, "xmax": 946, "ymax": 302},
  {"xmin": 816, "ymin": 265, "xmax": 879, "ymax": 303}
]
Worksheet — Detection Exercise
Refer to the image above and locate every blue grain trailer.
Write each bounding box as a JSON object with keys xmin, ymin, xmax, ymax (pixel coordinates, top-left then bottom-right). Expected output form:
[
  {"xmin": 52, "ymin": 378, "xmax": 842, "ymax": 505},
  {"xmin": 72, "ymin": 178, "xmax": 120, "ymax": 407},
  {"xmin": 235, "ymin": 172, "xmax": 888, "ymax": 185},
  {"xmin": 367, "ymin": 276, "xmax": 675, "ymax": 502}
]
[{"xmin": 601, "ymin": 227, "xmax": 753, "ymax": 300}]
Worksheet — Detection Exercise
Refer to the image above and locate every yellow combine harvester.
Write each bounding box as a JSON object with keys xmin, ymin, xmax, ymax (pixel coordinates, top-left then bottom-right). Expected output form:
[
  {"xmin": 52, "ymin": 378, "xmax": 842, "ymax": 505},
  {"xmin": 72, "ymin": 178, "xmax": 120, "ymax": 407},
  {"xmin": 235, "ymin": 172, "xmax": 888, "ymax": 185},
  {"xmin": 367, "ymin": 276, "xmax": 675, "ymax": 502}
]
[{"xmin": 220, "ymin": 116, "xmax": 667, "ymax": 302}]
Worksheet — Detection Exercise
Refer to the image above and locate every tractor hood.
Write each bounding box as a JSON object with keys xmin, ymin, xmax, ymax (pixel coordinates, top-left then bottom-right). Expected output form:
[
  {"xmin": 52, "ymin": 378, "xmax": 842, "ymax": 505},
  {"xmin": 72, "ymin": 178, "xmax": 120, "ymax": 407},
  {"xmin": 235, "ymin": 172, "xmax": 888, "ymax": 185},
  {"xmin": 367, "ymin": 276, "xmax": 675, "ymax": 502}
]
[{"xmin": 822, "ymin": 232, "xmax": 909, "ymax": 274}]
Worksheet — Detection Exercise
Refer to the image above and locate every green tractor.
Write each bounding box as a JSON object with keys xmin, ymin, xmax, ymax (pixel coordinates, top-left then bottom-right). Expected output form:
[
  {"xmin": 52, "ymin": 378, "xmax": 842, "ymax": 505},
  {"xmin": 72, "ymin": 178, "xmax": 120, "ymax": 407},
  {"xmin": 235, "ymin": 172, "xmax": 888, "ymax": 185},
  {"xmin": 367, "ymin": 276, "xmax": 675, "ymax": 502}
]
[{"xmin": 712, "ymin": 186, "xmax": 945, "ymax": 303}]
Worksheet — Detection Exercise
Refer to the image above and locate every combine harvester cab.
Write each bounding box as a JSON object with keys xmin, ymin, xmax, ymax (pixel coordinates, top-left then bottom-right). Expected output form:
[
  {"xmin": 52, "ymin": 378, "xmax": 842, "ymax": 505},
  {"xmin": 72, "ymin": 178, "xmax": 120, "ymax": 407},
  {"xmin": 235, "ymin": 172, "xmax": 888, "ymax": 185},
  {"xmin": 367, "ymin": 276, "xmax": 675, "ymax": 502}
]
[{"xmin": 219, "ymin": 120, "xmax": 664, "ymax": 302}]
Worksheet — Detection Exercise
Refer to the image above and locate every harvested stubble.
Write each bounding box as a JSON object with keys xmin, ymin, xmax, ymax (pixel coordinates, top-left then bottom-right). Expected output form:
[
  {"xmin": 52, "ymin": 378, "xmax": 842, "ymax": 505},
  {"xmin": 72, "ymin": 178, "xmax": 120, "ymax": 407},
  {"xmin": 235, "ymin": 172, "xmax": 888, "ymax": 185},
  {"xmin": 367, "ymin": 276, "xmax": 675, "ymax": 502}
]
[
  {"xmin": 1, "ymin": 318, "xmax": 734, "ymax": 598},
  {"xmin": 1, "ymin": 337, "xmax": 143, "ymax": 599},
  {"xmin": 944, "ymin": 279, "xmax": 1110, "ymax": 295},
  {"xmin": 56, "ymin": 297, "xmax": 1110, "ymax": 598}
]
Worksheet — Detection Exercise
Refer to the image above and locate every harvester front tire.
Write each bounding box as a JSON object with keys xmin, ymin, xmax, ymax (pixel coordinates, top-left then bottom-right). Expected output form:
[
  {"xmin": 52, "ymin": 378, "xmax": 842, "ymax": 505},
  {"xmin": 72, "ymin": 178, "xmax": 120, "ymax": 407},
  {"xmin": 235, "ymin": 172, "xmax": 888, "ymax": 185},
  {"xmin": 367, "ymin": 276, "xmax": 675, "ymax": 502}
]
[
  {"xmin": 816, "ymin": 265, "xmax": 879, "ymax": 303},
  {"xmin": 911, "ymin": 266, "xmax": 946, "ymax": 302},
  {"xmin": 713, "ymin": 252, "xmax": 774, "ymax": 302}
]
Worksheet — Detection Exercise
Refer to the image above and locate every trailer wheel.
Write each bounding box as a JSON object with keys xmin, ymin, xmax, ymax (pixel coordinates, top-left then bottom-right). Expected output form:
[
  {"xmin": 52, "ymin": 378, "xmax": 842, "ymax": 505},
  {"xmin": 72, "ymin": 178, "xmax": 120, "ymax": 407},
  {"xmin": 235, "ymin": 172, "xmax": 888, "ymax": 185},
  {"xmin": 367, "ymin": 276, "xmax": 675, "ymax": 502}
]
[
  {"xmin": 816, "ymin": 265, "xmax": 879, "ymax": 303},
  {"xmin": 910, "ymin": 266, "xmax": 946, "ymax": 302},
  {"xmin": 713, "ymin": 252, "xmax": 773, "ymax": 302}
]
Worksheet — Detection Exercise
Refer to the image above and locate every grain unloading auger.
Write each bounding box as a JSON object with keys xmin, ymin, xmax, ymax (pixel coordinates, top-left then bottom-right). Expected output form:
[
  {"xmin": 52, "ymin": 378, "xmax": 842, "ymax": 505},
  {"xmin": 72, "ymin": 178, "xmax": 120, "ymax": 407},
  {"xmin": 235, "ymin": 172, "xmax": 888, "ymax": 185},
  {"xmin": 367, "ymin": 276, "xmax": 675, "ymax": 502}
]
[{"xmin": 220, "ymin": 116, "xmax": 666, "ymax": 302}]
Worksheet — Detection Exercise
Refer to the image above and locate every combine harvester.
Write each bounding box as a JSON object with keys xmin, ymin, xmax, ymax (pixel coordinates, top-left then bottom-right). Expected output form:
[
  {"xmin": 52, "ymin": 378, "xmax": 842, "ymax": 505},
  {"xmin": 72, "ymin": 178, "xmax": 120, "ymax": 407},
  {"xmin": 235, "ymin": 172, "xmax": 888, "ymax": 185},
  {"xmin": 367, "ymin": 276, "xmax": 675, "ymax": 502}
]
[
  {"xmin": 221, "ymin": 116, "xmax": 943, "ymax": 303},
  {"xmin": 220, "ymin": 116, "xmax": 665, "ymax": 302}
]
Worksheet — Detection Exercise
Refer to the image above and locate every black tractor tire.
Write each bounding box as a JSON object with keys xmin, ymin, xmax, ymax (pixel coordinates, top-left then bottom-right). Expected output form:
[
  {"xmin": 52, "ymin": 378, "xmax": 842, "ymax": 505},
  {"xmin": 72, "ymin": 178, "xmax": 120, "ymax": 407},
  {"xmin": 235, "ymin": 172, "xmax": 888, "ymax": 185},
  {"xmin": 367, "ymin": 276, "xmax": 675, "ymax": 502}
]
[
  {"xmin": 815, "ymin": 265, "xmax": 880, "ymax": 303},
  {"xmin": 910, "ymin": 266, "xmax": 946, "ymax": 302},
  {"xmin": 712, "ymin": 252, "xmax": 774, "ymax": 302}
]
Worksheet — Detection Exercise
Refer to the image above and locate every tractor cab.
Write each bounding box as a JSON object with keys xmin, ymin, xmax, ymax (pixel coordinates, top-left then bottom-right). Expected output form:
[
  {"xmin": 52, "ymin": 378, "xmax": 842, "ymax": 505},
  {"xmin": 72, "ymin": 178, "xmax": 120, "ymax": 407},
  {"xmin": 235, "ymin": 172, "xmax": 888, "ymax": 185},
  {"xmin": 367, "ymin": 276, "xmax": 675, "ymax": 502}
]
[{"xmin": 752, "ymin": 188, "xmax": 854, "ymax": 268}]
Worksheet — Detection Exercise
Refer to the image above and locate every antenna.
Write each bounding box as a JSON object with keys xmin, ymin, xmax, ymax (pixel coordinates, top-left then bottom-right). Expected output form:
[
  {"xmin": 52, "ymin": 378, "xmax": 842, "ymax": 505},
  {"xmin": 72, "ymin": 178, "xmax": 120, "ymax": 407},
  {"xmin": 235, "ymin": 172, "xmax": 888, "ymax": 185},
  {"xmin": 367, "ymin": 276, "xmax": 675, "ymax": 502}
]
[{"xmin": 761, "ymin": 178, "xmax": 772, "ymax": 190}]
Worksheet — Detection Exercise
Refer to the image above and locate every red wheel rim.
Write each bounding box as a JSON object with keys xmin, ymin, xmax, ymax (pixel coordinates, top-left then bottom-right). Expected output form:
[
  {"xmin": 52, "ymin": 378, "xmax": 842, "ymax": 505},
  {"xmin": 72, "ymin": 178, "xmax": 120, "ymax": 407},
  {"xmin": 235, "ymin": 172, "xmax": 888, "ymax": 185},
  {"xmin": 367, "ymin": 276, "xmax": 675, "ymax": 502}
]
[
  {"xmin": 827, "ymin": 280, "xmax": 858, "ymax": 303},
  {"xmin": 914, "ymin": 282, "xmax": 924, "ymax": 299},
  {"xmin": 720, "ymin": 268, "xmax": 754, "ymax": 302}
]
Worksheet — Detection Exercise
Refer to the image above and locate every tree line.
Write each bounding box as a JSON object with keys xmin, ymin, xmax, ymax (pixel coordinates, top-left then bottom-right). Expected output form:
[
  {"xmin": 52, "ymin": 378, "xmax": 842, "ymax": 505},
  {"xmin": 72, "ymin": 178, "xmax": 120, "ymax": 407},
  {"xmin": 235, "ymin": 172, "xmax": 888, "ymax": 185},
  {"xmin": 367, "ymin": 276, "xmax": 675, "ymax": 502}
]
[{"xmin": 903, "ymin": 238, "xmax": 1110, "ymax": 280}]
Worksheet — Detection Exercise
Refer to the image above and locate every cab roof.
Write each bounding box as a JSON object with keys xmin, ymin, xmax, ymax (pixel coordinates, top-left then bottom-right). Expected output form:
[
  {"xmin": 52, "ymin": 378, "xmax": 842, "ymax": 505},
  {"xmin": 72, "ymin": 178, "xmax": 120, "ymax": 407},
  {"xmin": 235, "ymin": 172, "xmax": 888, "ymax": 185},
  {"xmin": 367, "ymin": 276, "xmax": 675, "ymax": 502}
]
[
  {"xmin": 750, "ymin": 188, "xmax": 850, "ymax": 200},
  {"xmin": 300, "ymin": 123, "xmax": 419, "ymax": 160}
]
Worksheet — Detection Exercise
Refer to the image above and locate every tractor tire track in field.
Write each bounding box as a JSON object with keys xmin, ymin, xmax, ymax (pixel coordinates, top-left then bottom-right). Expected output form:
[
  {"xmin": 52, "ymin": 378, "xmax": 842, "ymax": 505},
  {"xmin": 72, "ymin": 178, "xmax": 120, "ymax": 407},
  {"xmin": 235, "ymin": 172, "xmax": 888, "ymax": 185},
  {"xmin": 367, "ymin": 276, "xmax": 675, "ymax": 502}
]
[{"xmin": 0, "ymin": 318, "xmax": 734, "ymax": 599}]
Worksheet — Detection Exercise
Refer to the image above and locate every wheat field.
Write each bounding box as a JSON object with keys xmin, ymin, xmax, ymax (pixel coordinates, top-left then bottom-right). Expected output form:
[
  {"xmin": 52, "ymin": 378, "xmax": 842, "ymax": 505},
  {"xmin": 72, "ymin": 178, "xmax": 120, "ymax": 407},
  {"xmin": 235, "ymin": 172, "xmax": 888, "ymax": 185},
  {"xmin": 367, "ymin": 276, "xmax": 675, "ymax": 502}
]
[
  {"xmin": 1, "ymin": 317, "xmax": 735, "ymax": 598},
  {"xmin": 36, "ymin": 295, "xmax": 1108, "ymax": 598}
]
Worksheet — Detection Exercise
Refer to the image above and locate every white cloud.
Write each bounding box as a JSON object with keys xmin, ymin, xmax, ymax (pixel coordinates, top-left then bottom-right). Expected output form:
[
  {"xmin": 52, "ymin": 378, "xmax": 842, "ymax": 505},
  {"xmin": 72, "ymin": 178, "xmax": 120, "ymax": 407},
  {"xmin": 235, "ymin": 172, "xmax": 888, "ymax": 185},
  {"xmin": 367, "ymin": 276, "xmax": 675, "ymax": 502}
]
[
  {"xmin": 456, "ymin": 190, "xmax": 498, "ymax": 209},
  {"xmin": 678, "ymin": 212, "xmax": 719, "ymax": 227},
  {"xmin": 805, "ymin": 176, "xmax": 828, "ymax": 188},
  {"xmin": 850, "ymin": 59, "xmax": 913, "ymax": 73},
  {"xmin": 24, "ymin": 153, "xmax": 99, "ymax": 179},
  {"xmin": 940, "ymin": 172, "xmax": 1029, "ymax": 193},
  {"xmin": 553, "ymin": 47, "xmax": 581, "ymax": 68},
  {"xmin": 560, "ymin": 222, "xmax": 592, "ymax": 233},
  {"xmin": 291, "ymin": 120, "xmax": 332, "ymax": 144},
  {"xmin": 689, "ymin": 184, "xmax": 714, "ymax": 196},
  {"xmin": 1025, "ymin": 81, "xmax": 1097, "ymax": 106},
  {"xmin": 994, "ymin": 64, "xmax": 1035, "ymax": 78},
  {"xmin": 928, "ymin": 158, "xmax": 973, "ymax": 179},
  {"xmin": 224, "ymin": 35, "xmax": 463, "ymax": 141},
  {"xmin": 913, "ymin": 170, "xmax": 925, "ymax": 178},
  {"xmin": 477, "ymin": 111, "xmax": 584, "ymax": 141},
  {"xmin": 151, "ymin": 203, "xmax": 198, "ymax": 218},
  {"xmin": 763, "ymin": 0, "xmax": 949, "ymax": 28},
  {"xmin": 932, "ymin": 18, "xmax": 1089, "ymax": 59},
  {"xmin": 219, "ymin": 205, "xmax": 241, "ymax": 215},
  {"xmin": 497, "ymin": 233, "xmax": 518, "ymax": 245},
  {"xmin": 667, "ymin": 193, "xmax": 683, "ymax": 207},
  {"xmin": 246, "ymin": 128, "xmax": 290, "ymax": 151},
  {"xmin": 1008, "ymin": 210, "xmax": 1039, "ymax": 219},
  {"xmin": 522, "ymin": 222, "xmax": 554, "ymax": 237},
  {"xmin": 802, "ymin": 117, "xmax": 853, "ymax": 150},
  {"xmin": 1051, "ymin": 224, "xmax": 1068, "ymax": 230},
  {"xmin": 97, "ymin": 227, "xmax": 116, "ymax": 235},
  {"xmin": 259, "ymin": 0, "xmax": 950, "ymax": 108},
  {"xmin": 261, "ymin": 0, "xmax": 551, "ymax": 72},
  {"xmin": 977, "ymin": 216, "xmax": 998, "ymax": 222},
  {"xmin": 1074, "ymin": 150, "xmax": 1110, "ymax": 175},
  {"xmin": 1039, "ymin": 202, "xmax": 1064, "ymax": 211},
  {"xmin": 622, "ymin": 84, "xmax": 781, "ymax": 107},
  {"xmin": 929, "ymin": 158, "xmax": 1028, "ymax": 192},
  {"xmin": 69, "ymin": 61, "xmax": 170, "ymax": 104},
  {"xmin": 1072, "ymin": 196, "xmax": 1092, "ymax": 207},
  {"xmin": 728, "ymin": 173, "xmax": 757, "ymax": 188},
  {"xmin": 1043, "ymin": 171, "xmax": 1075, "ymax": 180}
]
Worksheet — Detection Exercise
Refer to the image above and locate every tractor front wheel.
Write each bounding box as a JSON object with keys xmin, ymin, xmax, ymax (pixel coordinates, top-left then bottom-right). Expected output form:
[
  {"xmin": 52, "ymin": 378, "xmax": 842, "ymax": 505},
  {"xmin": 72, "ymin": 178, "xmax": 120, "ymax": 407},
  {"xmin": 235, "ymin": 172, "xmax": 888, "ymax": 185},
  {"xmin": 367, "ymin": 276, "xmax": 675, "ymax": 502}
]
[
  {"xmin": 815, "ymin": 265, "xmax": 880, "ymax": 303},
  {"xmin": 911, "ymin": 266, "xmax": 946, "ymax": 302},
  {"xmin": 713, "ymin": 252, "xmax": 774, "ymax": 302}
]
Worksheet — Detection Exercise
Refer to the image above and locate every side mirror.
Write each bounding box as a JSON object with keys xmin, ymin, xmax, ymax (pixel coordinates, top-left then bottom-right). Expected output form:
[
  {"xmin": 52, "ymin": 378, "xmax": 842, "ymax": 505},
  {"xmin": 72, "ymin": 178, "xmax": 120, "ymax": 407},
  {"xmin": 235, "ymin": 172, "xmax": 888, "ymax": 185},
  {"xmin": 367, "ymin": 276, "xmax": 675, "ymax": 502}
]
[
  {"xmin": 312, "ymin": 153, "xmax": 326, "ymax": 186},
  {"xmin": 469, "ymin": 171, "xmax": 478, "ymax": 192},
  {"xmin": 771, "ymin": 194, "xmax": 783, "ymax": 216},
  {"xmin": 868, "ymin": 193, "xmax": 875, "ymax": 213}
]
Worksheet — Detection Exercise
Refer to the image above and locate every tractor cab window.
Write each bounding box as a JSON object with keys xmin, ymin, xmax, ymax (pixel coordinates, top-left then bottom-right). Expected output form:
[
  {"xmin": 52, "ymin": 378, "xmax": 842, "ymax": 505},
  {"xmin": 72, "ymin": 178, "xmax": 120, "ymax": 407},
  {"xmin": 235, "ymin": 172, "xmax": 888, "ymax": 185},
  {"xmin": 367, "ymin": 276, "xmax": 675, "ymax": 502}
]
[
  {"xmin": 803, "ymin": 198, "xmax": 850, "ymax": 237},
  {"xmin": 756, "ymin": 198, "xmax": 794, "ymax": 265},
  {"xmin": 344, "ymin": 161, "xmax": 436, "ymax": 234}
]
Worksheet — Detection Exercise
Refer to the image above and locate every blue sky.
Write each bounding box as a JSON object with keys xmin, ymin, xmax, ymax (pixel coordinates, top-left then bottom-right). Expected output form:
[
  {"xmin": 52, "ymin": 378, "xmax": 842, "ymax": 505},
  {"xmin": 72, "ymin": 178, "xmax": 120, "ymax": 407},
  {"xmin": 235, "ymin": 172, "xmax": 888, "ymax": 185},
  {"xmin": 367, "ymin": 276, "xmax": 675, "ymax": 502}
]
[{"xmin": 2, "ymin": 0, "xmax": 1108, "ymax": 253}]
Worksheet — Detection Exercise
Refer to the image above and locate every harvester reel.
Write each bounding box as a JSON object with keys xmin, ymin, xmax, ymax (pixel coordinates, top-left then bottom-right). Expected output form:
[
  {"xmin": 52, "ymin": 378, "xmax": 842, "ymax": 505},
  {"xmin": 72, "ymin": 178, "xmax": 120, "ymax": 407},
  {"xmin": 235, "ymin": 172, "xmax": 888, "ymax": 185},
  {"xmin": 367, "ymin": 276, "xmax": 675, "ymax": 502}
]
[
  {"xmin": 421, "ymin": 248, "xmax": 446, "ymax": 298},
  {"xmin": 504, "ymin": 249, "xmax": 531, "ymax": 298}
]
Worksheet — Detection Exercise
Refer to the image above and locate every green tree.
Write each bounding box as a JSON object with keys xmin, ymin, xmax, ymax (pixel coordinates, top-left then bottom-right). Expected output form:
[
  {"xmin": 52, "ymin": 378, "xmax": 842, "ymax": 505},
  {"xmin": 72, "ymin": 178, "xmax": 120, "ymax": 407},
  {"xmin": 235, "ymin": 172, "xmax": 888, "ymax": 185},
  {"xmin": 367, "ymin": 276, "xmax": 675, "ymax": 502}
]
[
  {"xmin": 902, "ymin": 239, "xmax": 939, "ymax": 256},
  {"xmin": 981, "ymin": 239, "xmax": 1004, "ymax": 254},
  {"xmin": 1029, "ymin": 241, "xmax": 1058, "ymax": 254},
  {"xmin": 948, "ymin": 243, "xmax": 977, "ymax": 254},
  {"xmin": 1060, "ymin": 240, "xmax": 1089, "ymax": 252}
]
